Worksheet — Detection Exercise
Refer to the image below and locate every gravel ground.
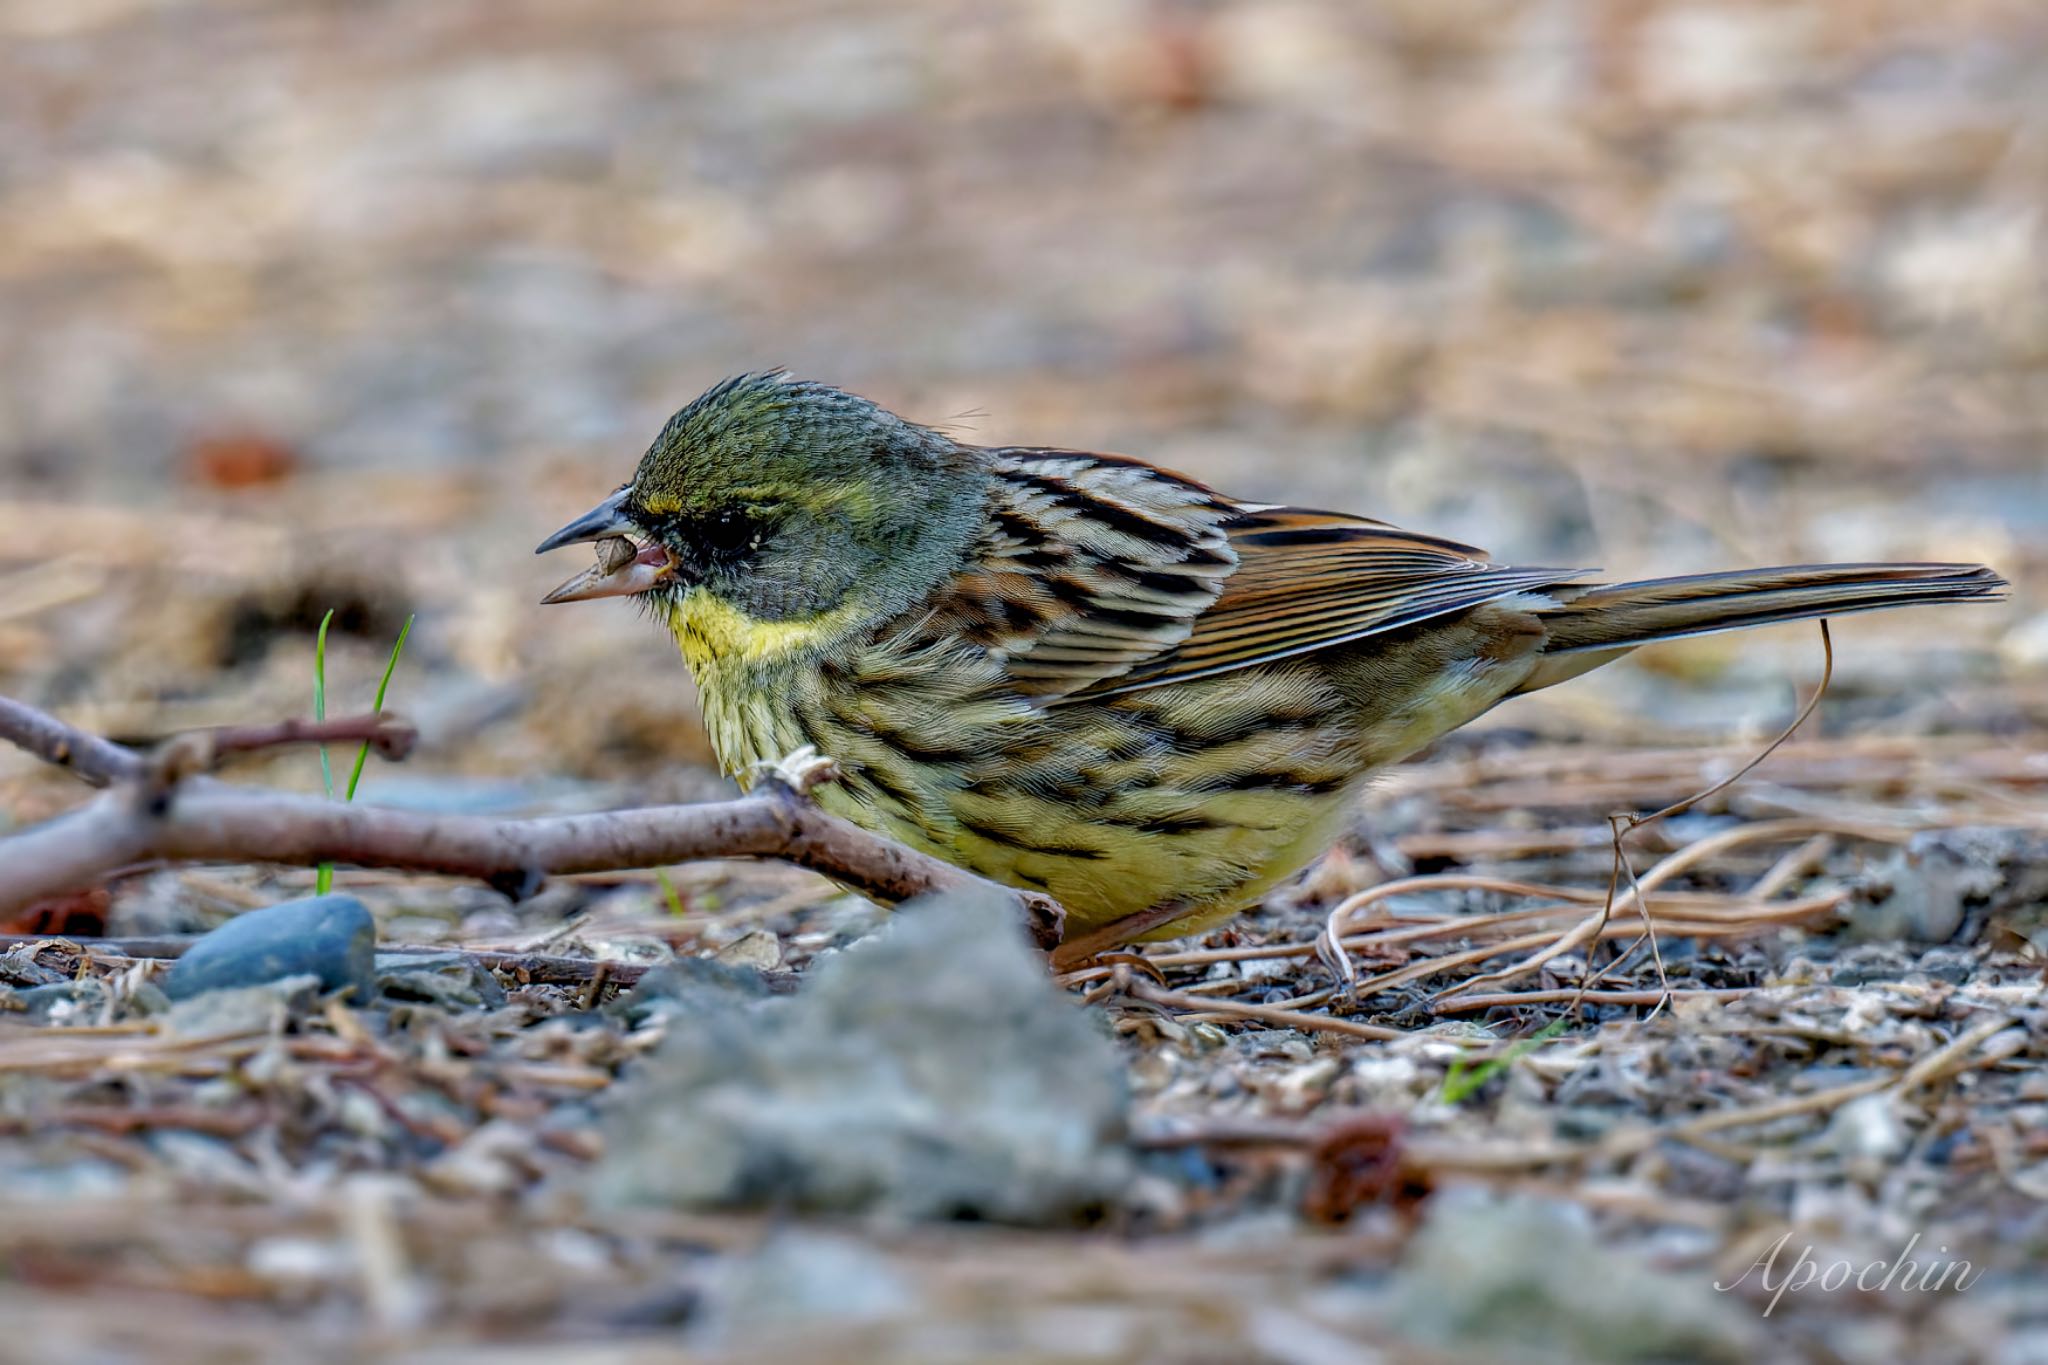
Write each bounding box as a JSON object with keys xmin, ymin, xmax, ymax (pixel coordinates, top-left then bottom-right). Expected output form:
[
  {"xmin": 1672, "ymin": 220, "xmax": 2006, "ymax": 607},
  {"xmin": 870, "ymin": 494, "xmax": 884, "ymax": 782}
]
[{"xmin": 1, "ymin": 2, "xmax": 2046, "ymax": 1360}]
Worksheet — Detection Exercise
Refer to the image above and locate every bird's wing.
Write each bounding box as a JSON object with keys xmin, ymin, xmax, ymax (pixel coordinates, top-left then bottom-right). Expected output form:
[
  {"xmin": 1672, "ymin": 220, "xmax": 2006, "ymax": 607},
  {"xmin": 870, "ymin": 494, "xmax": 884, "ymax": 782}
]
[
  {"xmin": 951, "ymin": 450, "xmax": 1588, "ymax": 703},
  {"xmin": 1066, "ymin": 507, "xmax": 1589, "ymax": 701},
  {"xmin": 951, "ymin": 449, "xmax": 1241, "ymax": 697}
]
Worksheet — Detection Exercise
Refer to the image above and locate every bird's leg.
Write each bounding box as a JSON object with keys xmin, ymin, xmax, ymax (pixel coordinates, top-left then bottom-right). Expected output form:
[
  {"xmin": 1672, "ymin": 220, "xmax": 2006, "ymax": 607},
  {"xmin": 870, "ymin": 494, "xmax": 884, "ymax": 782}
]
[
  {"xmin": 1048, "ymin": 900, "xmax": 1195, "ymax": 972},
  {"xmin": 749, "ymin": 744, "xmax": 843, "ymax": 799}
]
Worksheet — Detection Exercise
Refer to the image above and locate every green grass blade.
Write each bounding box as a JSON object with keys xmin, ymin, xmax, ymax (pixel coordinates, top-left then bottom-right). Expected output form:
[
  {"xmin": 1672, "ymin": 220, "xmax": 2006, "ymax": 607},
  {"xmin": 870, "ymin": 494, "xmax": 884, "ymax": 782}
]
[
  {"xmin": 313, "ymin": 608, "xmax": 336, "ymax": 894},
  {"xmin": 344, "ymin": 614, "xmax": 414, "ymax": 802},
  {"xmin": 1439, "ymin": 1015, "xmax": 1570, "ymax": 1105},
  {"xmin": 655, "ymin": 867, "xmax": 688, "ymax": 918},
  {"xmin": 313, "ymin": 609, "xmax": 336, "ymax": 799}
]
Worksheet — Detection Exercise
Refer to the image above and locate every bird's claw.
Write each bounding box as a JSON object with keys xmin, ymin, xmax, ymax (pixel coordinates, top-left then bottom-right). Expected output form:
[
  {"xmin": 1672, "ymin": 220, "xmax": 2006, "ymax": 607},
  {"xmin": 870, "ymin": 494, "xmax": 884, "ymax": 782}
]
[{"xmin": 751, "ymin": 744, "xmax": 843, "ymax": 798}]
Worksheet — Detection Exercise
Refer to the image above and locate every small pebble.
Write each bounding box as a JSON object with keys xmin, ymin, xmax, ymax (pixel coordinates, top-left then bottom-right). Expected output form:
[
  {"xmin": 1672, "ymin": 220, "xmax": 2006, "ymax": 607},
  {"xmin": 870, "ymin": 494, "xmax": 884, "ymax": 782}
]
[{"xmin": 162, "ymin": 894, "xmax": 376, "ymax": 1002}]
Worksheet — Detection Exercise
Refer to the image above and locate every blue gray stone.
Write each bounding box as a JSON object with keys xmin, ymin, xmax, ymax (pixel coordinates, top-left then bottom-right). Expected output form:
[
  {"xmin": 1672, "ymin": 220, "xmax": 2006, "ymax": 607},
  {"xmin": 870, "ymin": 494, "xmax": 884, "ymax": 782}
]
[{"xmin": 161, "ymin": 895, "xmax": 376, "ymax": 1002}]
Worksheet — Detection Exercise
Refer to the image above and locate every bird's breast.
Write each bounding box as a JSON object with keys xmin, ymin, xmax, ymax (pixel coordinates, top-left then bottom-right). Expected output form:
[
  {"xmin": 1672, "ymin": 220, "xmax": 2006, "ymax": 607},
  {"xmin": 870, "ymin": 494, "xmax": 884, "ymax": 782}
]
[{"xmin": 676, "ymin": 601, "xmax": 1384, "ymax": 935}]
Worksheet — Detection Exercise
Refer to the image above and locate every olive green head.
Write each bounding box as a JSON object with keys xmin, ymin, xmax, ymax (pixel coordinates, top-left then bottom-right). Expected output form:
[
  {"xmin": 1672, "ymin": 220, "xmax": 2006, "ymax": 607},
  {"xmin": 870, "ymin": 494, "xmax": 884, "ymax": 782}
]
[{"xmin": 540, "ymin": 373, "xmax": 989, "ymax": 630}]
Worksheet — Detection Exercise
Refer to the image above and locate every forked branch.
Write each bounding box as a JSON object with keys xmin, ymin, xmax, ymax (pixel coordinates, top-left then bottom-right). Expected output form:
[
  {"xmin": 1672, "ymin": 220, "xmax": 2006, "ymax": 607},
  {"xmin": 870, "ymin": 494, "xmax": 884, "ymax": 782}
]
[{"xmin": 0, "ymin": 697, "xmax": 1065, "ymax": 948}]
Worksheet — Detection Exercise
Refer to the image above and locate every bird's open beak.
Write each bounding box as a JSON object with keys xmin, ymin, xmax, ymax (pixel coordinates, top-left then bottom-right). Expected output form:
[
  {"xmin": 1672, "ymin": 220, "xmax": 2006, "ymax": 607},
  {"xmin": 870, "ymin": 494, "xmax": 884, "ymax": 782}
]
[
  {"xmin": 535, "ymin": 488, "xmax": 679, "ymax": 604},
  {"xmin": 536, "ymin": 486, "xmax": 635, "ymax": 554}
]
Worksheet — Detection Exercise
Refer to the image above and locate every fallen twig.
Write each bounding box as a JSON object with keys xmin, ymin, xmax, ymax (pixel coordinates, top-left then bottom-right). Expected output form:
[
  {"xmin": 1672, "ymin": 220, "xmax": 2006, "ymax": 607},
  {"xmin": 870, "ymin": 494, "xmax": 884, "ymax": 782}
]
[
  {"xmin": 1121, "ymin": 978, "xmax": 1488, "ymax": 1046},
  {"xmin": 1430, "ymin": 986, "xmax": 1750, "ymax": 1015},
  {"xmin": 0, "ymin": 695, "xmax": 1066, "ymax": 948},
  {"xmin": 1409, "ymin": 627, "xmax": 1839, "ymax": 1017},
  {"xmin": 0, "ymin": 697, "xmax": 142, "ymax": 786},
  {"xmin": 1603, "ymin": 1013, "xmax": 2021, "ymax": 1158},
  {"xmin": 199, "ymin": 713, "xmax": 417, "ymax": 765},
  {"xmin": 1581, "ymin": 621, "xmax": 1837, "ymax": 1019}
]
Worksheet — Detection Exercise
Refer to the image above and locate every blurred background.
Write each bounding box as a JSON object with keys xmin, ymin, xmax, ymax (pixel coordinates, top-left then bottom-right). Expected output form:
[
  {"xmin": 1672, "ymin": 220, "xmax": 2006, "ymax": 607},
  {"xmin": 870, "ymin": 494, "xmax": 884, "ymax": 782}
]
[
  {"xmin": 4, "ymin": 7, "xmax": 2048, "ymax": 1354},
  {"xmin": 1, "ymin": 0, "xmax": 2043, "ymax": 802}
]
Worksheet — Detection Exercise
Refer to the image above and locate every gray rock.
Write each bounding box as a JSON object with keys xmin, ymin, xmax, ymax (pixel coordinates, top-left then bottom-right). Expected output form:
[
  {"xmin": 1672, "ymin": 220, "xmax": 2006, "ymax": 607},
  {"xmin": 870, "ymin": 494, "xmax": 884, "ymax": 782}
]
[
  {"xmin": 592, "ymin": 893, "xmax": 1129, "ymax": 1225},
  {"xmin": 0, "ymin": 951, "xmax": 69, "ymax": 989},
  {"xmin": 161, "ymin": 974, "xmax": 323, "ymax": 1038},
  {"xmin": 161, "ymin": 895, "xmax": 376, "ymax": 1002},
  {"xmin": 374, "ymin": 952, "xmax": 507, "ymax": 1009},
  {"xmin": 608, "ymin": 956, "xmax": 775, "ymax": 1028},
  {"xmin": 9, "ymin": 981, "xmax": 89, "ymax": 1021},
  {"xmin": 1386, "ymin": 1192, "xmax": 1758, "ymax": 1363},
  {"xmin": 1848, "ymin": 829, "xmax": 2048, "ymax": 944},
  {"xmin": 691, "ymin": 1233, "xmax": 916, "ymax": 1347}
]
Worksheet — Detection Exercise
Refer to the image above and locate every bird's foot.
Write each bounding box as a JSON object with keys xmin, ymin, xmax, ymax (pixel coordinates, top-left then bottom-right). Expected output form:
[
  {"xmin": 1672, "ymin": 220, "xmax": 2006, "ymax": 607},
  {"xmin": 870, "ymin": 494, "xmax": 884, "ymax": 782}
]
[{"xmin": 751, "ymin": 744, "xmax": 843, "ymax": 798}]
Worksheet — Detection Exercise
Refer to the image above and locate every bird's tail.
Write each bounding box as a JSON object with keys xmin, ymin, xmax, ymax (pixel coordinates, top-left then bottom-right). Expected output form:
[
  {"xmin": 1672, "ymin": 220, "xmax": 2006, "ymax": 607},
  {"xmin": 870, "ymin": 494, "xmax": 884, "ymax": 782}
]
[{"xmin": 1512, "ymin": 562, "xmax": 2006, "ymax": 695}]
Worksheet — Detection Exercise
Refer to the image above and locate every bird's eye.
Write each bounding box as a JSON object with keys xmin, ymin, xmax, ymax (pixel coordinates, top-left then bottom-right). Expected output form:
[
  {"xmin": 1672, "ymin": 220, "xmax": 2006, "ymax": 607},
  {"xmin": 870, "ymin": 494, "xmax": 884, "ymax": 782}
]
[{"xmin": 701, "ymin": 507, "xmax": 760, "ymax": 558}]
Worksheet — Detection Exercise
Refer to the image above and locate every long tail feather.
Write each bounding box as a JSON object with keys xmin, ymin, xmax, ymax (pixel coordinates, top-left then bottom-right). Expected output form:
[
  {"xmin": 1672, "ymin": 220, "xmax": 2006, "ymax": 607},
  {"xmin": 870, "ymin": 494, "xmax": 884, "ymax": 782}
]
[{"xmin": 1512, "ymin": 562, "xmax": 2005, "ymax": 695}]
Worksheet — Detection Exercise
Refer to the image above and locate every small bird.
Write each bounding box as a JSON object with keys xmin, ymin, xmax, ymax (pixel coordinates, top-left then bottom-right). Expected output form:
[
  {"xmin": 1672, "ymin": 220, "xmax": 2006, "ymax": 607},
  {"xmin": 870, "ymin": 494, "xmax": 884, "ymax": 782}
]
[{"xmin": 539, "ymin": 373, "xmax": 2004, "ymax": 945}]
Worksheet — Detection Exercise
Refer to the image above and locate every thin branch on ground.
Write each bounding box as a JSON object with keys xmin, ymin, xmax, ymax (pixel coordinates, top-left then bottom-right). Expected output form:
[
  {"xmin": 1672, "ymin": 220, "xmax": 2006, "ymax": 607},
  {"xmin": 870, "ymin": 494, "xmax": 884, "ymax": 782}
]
[
  {"xmin": 1429, "ymin": 986, "xmax": 1749, "ymax": 1014},
  {"xmin": 200, "ymin": 713, "xmax": 417, "ymax": 765},
  {"xmin": 0, "ymin": 695, "xmax": 1066, "ymax": 949},
  {"xmin": 1574, "ymin": 620, "xmax": 1836, "ymax": 1021},
  {"xmin": 1120, "ymin": 978, "xmax": 1456, "ymax": 1045},
  {"xmin": 1601, "ymin": 1013, "xmax": 2020, "ymax": 1159},
  {"xmin": 1353, "ymin": 623, "xmax": 1837, "ymax": 1018},
  {"xmin": 0, "ymin": 697, "xmax": 143, "ymax": 786}
]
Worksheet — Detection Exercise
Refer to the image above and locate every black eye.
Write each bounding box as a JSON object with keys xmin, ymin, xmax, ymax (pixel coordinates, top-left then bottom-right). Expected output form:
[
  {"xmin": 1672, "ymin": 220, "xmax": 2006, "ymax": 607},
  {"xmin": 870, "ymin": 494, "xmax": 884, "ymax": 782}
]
[{"xmin": 701, "ymin": 507, "xmax": 760, "ymax": 559}]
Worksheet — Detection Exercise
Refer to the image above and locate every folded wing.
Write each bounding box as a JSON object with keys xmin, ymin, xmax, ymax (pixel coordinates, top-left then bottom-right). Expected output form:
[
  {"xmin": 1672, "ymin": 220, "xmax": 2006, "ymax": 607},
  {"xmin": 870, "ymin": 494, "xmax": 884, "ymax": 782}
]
[
  {"xmin": 1068, "ymin": 507, "xmax": 1587, "ymax": 700},
  {"xmin": 945, "ymin": 449, "xmax": 1587, "ymax": 704}
]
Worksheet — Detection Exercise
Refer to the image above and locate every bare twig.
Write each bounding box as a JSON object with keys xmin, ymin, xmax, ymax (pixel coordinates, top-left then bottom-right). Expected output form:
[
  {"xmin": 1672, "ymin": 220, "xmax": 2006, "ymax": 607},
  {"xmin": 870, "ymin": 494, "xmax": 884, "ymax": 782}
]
[
  {"xmin": 1578, "ymin": 621, "xmax": 1836, "ymax": 1019},
  {"xmin": 1263, "ymin": 886, "xmax": 1847, "ymax": 1015},
  {"xmin": 1430, "ymin": 986, "xmax": 1749, "ymax": 1014},
  {"xmin": 199, "ymin": 713, "xmax": 418, "ymax": 765},
  {"xmin": 0, "ymin": 782, "xmax": 1063, "ymax": 947},
  {"xmin": 1620, "ymin": 622, "xmax": 1837, "ymax": 836},
  {"xmin": 0, "ymin": 695, "xmax": 1066, "ymax": 948},
  {"xmin": 1598, "ymin": 813, "xmax": 1674, "ymax": 1022},
  {"xmin": 139, "ymin": 712, "xmax": 419, "ymax": 800},
  {"xmin": 0, "ymin": 1103, "xmax": 267, "ymax": 1138},
  {"xmin": 1410, "ymin": 624, "xmax": 1838, "ymax": 1017},
  {"xmin": 0, "ymin": 697, "xmax": 142, "ymax": 786},
  {"xmin": 1602, "ymin": 1013, "xmax": 2019, "ymax": 1158},
  {"xmin": 1748, "ymin": 833, "xmax": 1836, "ymax": 899},
  {"xmin": 1120, "ymin": 979, "xmax": 1489, "ymax": 1046},
  {"xmin": 0, "ymin": 701, "xmax": 415, "ymax": 786}
]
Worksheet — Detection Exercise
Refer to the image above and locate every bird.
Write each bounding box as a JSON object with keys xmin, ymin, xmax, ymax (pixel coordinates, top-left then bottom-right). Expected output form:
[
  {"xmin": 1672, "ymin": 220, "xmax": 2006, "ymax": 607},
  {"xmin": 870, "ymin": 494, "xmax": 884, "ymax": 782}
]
[{"xmin": 537, "ymin": 372, "xmax": 2005, "ymax": 947}]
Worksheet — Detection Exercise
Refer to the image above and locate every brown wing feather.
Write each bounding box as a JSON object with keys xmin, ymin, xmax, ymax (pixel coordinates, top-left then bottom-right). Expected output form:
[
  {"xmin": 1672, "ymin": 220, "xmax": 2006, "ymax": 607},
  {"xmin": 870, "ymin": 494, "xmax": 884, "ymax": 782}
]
[
  {"xmin": 1061, "ymin": 508, "xmax": 1588, "ymax": 701},
  {"xmin": 944, "ymin": 449, "xmax": 1239, "ymax": 698},
  {"xmin": 932, "ymin": 450, "xmax": 1588, "ymax": 703}
]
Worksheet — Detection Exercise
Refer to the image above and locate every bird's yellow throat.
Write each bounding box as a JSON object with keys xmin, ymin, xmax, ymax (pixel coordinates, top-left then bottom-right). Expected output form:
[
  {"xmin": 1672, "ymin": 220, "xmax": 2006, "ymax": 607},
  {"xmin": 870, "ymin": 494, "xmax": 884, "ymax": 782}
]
[{"xmin": 663, "ymin": 589, "xmax": 864, "ymax": 674}]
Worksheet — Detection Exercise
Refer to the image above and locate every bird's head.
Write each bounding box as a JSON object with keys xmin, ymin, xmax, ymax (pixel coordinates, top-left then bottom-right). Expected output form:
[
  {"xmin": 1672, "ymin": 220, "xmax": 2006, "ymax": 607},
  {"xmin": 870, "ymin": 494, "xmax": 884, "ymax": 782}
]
[{"xmin": 538, "ymin": 373, "xmax": 987, "ymax": 663}]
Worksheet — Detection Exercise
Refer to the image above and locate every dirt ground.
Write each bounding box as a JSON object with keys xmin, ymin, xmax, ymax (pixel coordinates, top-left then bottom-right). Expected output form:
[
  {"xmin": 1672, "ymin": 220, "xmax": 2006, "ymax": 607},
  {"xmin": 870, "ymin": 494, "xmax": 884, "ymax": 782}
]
[{"xmin": 1, "ymin": 1, "xmax": 2046, "ymax": 1360}]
